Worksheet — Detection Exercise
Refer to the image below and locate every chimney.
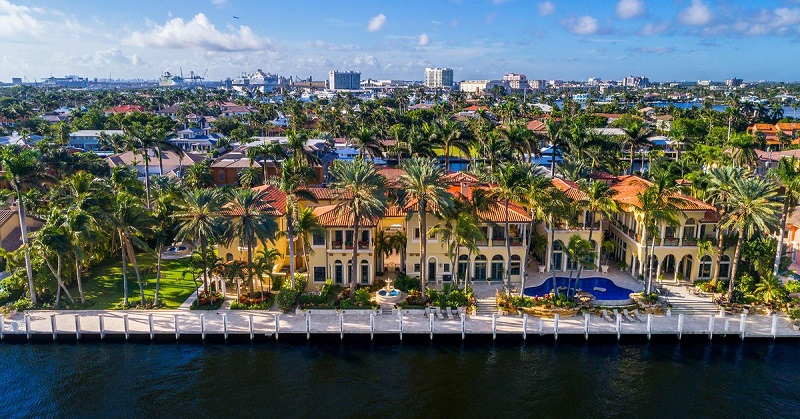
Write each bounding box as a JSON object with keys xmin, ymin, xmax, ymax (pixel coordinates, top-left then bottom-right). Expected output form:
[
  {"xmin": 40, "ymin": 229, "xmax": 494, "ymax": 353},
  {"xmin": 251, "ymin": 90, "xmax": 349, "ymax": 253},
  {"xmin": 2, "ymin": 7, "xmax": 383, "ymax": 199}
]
[{"xmin": 460, "ymin": 182, "xmax": 468, "ymax": 197}]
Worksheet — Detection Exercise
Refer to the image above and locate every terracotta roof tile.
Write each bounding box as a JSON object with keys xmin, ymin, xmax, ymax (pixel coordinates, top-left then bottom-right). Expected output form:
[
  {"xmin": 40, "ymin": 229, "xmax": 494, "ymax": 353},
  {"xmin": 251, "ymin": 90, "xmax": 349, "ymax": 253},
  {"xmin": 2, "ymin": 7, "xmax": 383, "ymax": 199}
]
[{"xmin": 312, "ymin": 205, "xmax": 380, "ymax": 228}]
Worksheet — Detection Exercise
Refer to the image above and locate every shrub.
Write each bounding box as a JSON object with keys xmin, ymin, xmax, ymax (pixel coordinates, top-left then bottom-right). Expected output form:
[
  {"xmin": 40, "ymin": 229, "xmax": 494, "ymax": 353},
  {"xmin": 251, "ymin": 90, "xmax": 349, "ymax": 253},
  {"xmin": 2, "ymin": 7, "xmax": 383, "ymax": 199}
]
[
  {"xmin": 737, "ymin": 273, "xmax": 757, "ymax": 294},
  {"xmin": 785, "ymin": 280, "xmax": 800, "ymax": 294},
  {"xmin": 641, "ymin": 292, "xmax": 659, "ymax": 304},
  {"xmin": 447, "ymin": 289, "xmax": 467, "ymax": 308},
  {"xmin": 13, "ymin": 298, "xmax": 34, "ymax": 312},
  {"xmin": 271, "ymin": 276, "xmax": 284, "ymax": 291},
  {"xmin": 354, "ymin": 288, "xmax": 372, "ymax": 306},
  {"xmin": 789, "ymin": 307, "xmax": 800, "ymax": 321},
  {"xmin": 394, "ymin": 273, "xmax": 420, "ymax": 292},
  {"xmin": 276, "ymin": 289, "xmax": 299, "ymax": 311}
]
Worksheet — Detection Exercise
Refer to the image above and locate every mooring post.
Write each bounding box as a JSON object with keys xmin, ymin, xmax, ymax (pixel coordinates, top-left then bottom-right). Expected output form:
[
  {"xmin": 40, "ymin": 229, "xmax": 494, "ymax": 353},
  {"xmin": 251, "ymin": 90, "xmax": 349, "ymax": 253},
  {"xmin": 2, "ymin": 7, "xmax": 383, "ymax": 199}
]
[
  {"xmin": 99, "ymin": 314, "xmax": 105, "ymax": 340},
  {"xmin": 123, "ymin": 314, "xmax": 129, "ymax": 340},
  {"xmin": 398, "ymin": 313, "xmax": 403, "ymax": 341},
  {"xmin": 0, "ymin": 315, "xmax": 4, "ymax": 340},
  {"xmin": 677, "ymin": 313, "xmax": 684, "ymax": 340},
  {"xmin": 461, "ymin": 313, "xmax": 466, "ymax": 340},
  {"xmin": 584, "ymin": 313, "xmax": 590, "ymax": 341},
  {"xmin": 200, "ymin": 314, "xmax": 206, "ymax": 340},
  {"xmin": 306, "ymin": 313, "xmax": 311, "ymax": 340},
  {"xmin": 50, "ymin": 314, "xmax": 57, "ymax": 341},
  {"xmin": 222, "ymin": 313, "xmax": 228, "ymax": 340},
  {"xmin": 615, "ymin": 312, "xmax": 621, "ymax": 340},
  {"xmin": 274, "ymin": 314, "xmax": 280, "ymax": 340},
  {"xmin": 75, "ymin": 315, "xmax": 81, "ymax": 341},
  {"xmin": 25, "ymin": 314, "xmax": 31, "ymax": 340},
  {"xmin": 647, "ymin": 314, "xmax": 653, "ymax": 340},
  {"xmin": 174, "ymin": 314, "xmax": 180, "ymax": 340},
  {"xmin": 772, "ymin": 313, "xmax": 778, "ymax": 339},
  {"xmin": 148, "ymin": 314, "xmax": 154, "ymax": 340},
  {"xmin": 708, "ymin": 314, "xmax": 715, "ymax": 341},
  {"xmin": 554, "ymin": 313, "xmax": 559, "ymax": 341},
  {"xmin": 492, "ymin": 314, "xmax": 497, "ymax": 340},
  {"xmin": 724, "ymin": 319, "xmax": 730, "ymax": 336},
  {"xmin": 370, "ymin": 313, "xmax": 374, "ymax": 341},
  {"xmin": 339, "ymin": 313, "xmax": 344, "ymax": 340},
  {"xmin": 248, "ymin": 314, "xmax": 254, "ymax": 341},
  {"xmin": 522, "ymin": 313, "xmax": 528, "ymax": 340},
  {"xmin": 740, "ymin": 313, "xmax": 747, "ymax": 340},
  {"xmin": 538, "ymin": 319, "xmax": 544, "ymax": 335},
  {"xmin": 429, "ymin": 313, "xmax": 434, "ymax": 340}
]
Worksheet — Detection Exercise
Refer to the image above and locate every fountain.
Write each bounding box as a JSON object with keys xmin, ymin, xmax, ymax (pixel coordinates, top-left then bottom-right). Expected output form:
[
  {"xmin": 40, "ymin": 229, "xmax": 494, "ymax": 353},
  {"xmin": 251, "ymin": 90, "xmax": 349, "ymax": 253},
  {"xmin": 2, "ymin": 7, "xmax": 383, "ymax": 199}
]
[{"xmin": 374, "ymin": 278, "xmax": 407, "ymax": 305}]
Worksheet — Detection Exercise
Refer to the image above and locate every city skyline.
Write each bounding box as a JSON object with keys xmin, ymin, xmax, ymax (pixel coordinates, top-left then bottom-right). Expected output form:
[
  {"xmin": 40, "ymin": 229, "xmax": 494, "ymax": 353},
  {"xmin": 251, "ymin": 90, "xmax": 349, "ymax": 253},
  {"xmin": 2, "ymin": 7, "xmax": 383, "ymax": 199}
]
[{"xmin": 1, "ymin": 0, "xmax": 799, "ymax": 82}]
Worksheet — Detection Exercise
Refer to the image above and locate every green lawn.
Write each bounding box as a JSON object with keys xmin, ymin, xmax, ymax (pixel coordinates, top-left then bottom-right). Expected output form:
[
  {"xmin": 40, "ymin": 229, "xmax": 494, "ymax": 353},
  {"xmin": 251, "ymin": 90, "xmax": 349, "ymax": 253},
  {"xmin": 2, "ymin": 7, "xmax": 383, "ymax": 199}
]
[{"xmin": 75, "ymin": 254, "xmax": 197, "ymax": 309}]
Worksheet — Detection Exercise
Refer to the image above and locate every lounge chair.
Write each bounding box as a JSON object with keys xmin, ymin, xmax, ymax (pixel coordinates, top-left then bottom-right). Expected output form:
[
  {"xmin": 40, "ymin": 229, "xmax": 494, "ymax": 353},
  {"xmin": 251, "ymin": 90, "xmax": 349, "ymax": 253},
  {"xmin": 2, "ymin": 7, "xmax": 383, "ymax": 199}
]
[
  {"xmin": 601, "ymin": 309, "xmax": 614, "ymax": 322},
  {"xmin": 624, "ymin": 308, "xmax": 639, "ymax": 322},
  {"xmin": 613, "ymin": 309, "xmax": 628, "ymax": 323},
  {"xmin": 632, "ymin": 309, "xmax": 644, "ymax": 322}
]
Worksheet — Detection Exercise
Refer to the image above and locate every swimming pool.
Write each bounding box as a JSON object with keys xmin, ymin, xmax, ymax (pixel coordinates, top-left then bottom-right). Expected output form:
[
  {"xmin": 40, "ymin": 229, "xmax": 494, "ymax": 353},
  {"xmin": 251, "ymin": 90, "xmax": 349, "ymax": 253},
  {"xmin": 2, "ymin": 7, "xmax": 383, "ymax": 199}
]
[{"xmin": 523, "ymin": 277, "xmax": 636, "ymax": 305}]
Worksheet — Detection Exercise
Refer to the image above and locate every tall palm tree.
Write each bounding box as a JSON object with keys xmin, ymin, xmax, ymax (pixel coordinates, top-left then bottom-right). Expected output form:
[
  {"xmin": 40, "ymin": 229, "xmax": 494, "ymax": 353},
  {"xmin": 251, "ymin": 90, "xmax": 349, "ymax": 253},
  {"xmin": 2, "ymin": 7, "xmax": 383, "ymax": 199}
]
[
  {"xmin": 351, "ymin": 126, "xmax": 384, "ymax": 160},
  {"xmin": 254, "ymin": 247, "xmax": 282, "ymax": 291},
  {"xmin": 564, "ymin": 234, "xmax": 595, "ymax": 296},
  {"xmin": 768, "ymin": 156, "xmax": 800, "ymax": 276},
  {"xmin": 398, "ymin": 157, "xmax": 451, "ymax": 301},
  {"xmin": 439, "ymin": 119, "xmax": 473, "ymax": 172},
  {"xmin": 293, "ymin": 206, "xmax": 324, "ymax": 276},
  {"xmin": 488, "ymin": 162, "xmax": 531, "ymax": 295},
  {"xmin": 224, "ymin": 188, "xmax": 278, "ymax": 296},
  {"xmin": 620, "ymin": 119, "xmax": 653, "ymax": 175},
  {"xmin": 124, "ymin": 122, "xmax": 163, "ymax": 208},
  {"xmin": 706, "ymin": 166, "xmax": 747, "ymax": 286},
  {"xmin": 541, "ymin": 119, "xmax": 568, "ymax": 178},
  {"xmin": 430, "ymin": 205, "xmax": 484, "ymax": 290},
  {"xmin": 0, "ymin": 146, "xmax": 52, "ymax": 305},
  {"xmin": 104, "ymin": 193, "xmax": 153, "ymax": 307},
  {"xmin": 246, "ymin": 142, "xmax": 285, "ymax": 183},
  {"xmin": 174, "ymin": 189, "xmax": 227, "ymax": 300},
  {"xmin": 579, "ymin": 179, "xmax": 619, "ymax": 265},
  {"xmin": 329, "ymin": 158, "xmax": 387, "ymax": 298},
  {"xmin": 637, "ymin": 184, "xmax": 679, "ymax": 293},
  {"xmin": 720, "ymin": 176, "xmax": 781, "ymax": 300},
  {"xmin": 270, "ymin": 156, "xmax": 317, "ymax": 289},
  {"xmin": 33, "ymin": 217, "xmax": 76, "ymax": 306}
]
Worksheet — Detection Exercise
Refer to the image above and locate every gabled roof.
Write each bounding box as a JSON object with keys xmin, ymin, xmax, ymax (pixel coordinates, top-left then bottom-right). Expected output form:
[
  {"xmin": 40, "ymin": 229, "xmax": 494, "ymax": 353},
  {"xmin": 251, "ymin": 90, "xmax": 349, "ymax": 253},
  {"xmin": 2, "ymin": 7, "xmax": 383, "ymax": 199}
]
[
  {"xmin": 105, "ymin": 105, "xmax": 144, "ymax": 114},
  {"xmin": 378, "ymin": 167, "xmax": 406, "ymax": 187},
  {"xmin": 442, "ymin": 171, "xmax": 480, "ymax": 185},
  {"xmin": 607, "ymin": 175, "xmax": 715, "ymax": 211},
  {"xmin": 312, "ymin": 205, "xmax": 379, "ymax": 228},
  {"xmin": 552, "ymin": 178, "xmax": 588, "ymax": 201},
  {"xmin": 525, "ymin": 120, "xmax": 546, "ymax": 131},
  {"xmin": 0, "ymin": 210, "xmax": 16, "ymax": 227},
  {"xmin": 251, "ymin": 184, "xmax": 287, "ymax": 215}
]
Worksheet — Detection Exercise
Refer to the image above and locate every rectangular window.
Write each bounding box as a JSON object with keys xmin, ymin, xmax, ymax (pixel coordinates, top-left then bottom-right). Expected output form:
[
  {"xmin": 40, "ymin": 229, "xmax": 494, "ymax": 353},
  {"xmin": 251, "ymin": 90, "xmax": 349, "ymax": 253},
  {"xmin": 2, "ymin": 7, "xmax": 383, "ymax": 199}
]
[
  {"xmin": 312, "ymin": 232, "xmax": 325, "ymax": 246},
  {"xmin": 313, "ymin": 267, "xmax": 326, "ymax": 282},
  {"xmin": 443, "ymin": 263, "xmax": 450, "ymax": 273},
  {"xmin": 414, "ymin": 263, "xmax": 421, "ymax": 272},
  {"xmin": 413, "ymin": 228, "xmax": 420, "ymax": 239}
]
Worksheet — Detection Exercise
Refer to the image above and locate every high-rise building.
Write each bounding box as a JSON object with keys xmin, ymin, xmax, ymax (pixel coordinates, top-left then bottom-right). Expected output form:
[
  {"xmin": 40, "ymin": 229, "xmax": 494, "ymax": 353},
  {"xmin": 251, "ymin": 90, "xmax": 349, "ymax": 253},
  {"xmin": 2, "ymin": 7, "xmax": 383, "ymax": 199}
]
[
  {"xmin": 502, "ymin": 73, "xmax": 527, "ymax": 90},
  {"xmin": 328, "ymin": 70, "xmax": 361, "ymax": 90},
  {"xmin": 725, "ymin": 78, "xmax": 743, "ymax": 87},
  {"xmin": 424, "ymin": 68, "xmax": 454, "ymax": 88}
]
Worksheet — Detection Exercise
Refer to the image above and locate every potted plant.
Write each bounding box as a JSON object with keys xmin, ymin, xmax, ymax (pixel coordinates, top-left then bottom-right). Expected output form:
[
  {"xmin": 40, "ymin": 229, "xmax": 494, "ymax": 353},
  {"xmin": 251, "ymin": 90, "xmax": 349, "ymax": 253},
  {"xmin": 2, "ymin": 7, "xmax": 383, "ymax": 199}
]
[
  {"xmin": 345, "ymin": 240, "xmax": 354, "ymax": 249},
  {"xmin": 618, "ymin": 260, "xmax": 628, "ymax": 272},
  {"xmin": 600, "ymin": 241, "xmax": 615, "ymax": 273}
]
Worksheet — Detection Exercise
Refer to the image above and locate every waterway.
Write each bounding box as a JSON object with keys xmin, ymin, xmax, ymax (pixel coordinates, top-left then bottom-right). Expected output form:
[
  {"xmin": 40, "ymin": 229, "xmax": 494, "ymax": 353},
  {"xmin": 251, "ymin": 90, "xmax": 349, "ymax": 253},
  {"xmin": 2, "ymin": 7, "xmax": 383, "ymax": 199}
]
[{"xmin": 0, "ymin": 340, "xmax": 798, "ymax": 418}]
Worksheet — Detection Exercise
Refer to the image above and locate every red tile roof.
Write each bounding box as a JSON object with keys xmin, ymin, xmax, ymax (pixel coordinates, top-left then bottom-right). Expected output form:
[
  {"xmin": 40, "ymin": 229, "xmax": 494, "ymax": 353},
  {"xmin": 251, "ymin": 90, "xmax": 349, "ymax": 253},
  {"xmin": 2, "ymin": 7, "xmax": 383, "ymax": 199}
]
[
  {"xmin": 526, "ymin": 120, "xmax": 546, "ymax": 131},
  {"xmin": 313, "ymin": 205, "xmax": 380, "ymax": 228},
  {"xmin": 105, "ymin": 105, "xmax": 144, "ymax": 114},
  {"xmin": 552, "ymin": 178, "xmax": 588, "ymax": 201},
  {"xmin": 608, "ymin": 175, "xmax": 715, "ymax": 211}
]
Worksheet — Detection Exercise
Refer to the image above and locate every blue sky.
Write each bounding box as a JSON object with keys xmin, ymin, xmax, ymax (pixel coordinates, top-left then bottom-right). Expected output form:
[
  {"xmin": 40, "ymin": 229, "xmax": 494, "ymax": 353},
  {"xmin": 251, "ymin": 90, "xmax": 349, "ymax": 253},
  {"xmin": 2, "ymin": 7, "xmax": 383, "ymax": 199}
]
[{"xmin": 1, "ymin": 0, "xmax": 800, "ymax": 82}]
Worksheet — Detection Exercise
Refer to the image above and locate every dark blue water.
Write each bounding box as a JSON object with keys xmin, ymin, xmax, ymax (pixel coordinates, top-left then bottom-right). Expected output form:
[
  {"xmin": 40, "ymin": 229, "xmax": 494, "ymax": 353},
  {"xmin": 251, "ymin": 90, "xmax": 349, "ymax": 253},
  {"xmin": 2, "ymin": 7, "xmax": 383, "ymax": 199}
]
[
  {"xmin": 524, "ymin": 276, "xmax": 636, "ymax": 301},
  {"xmin": 0, "ymin": 341, "xmax": 798, "ymax": 418}
]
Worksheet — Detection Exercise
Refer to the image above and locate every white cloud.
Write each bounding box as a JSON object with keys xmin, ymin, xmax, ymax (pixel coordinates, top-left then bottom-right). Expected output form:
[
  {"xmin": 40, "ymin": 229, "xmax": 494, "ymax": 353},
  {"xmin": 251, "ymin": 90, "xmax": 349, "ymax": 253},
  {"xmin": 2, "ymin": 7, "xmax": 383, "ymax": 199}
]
[
  {"xmin": 639, "ymin": 22, "xmax": 668, "ymax": 35},
  {"xmin": 211, "ymin": 0, "xmax": 226, "ymax": 5},
  {"xmin": 0, "ymin": 0, "xmax": 41, "ymax": 38},
  {"xmin": 418, "ymin": 33, "xmax": 429, "ymax": 46},
  {"xmin": 678, "ymin": 0, "xmax": 713, "ymax": 26},
  {"xmin": 538, "ymin": 1, "xmax": 555, "ymax": 16},
  {"xmin": 367, "ymin": 13, "xmax": 386, "ymax": 32},
  {"xmin": 562, "ymin": 15, "xmax": 599, "ymax": 35},
  {"xmin": 123, "ymin": 13, "xmax": 272, "ymax": 52},
  {"xmin": 616, "ymin": 0, "xmax": 645, "ymax": 19}
]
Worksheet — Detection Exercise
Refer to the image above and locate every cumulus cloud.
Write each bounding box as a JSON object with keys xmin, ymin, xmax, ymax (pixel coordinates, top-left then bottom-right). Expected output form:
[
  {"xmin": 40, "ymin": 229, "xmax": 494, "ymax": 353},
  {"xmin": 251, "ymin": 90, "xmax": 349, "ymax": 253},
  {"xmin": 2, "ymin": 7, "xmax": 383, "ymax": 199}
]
[
  {"xmin": 639, "ymin": 22, "xmax": 668, "ymax": 35},
  {"xmin": 0, "ymin": 0, "xmax": 42, "ymax": 37},
  {"xmin": 721, "ymin": 7, "xmax": 800, "ymax": 37},
  {"xmin": 123, "ymin": 13, "xmax": 272, "ymax": 52},
  {"xmin": 616, "ymin": 0, "xmax": 644, "ymax": 19},
  {"xmin": 562, "ymin": 15, "xmax": 599, "ymax": 35},
  {"xmin": 418, "ymin": 33, "xmax": 429, "ymax": 46},
  {"xmin": 679, "ymin": 0, "xmax": 713, "ymax": 26},
  {"xmin": 353, "ymin": 54, "xmax": 381, "ymax": 68},
  {"xmin": 538, "ymin": 1, "xmax": 555, "ymax": 16},
  {"xmin": 367, "ymin": 13, "xmax": 386, "ymax": 32}
]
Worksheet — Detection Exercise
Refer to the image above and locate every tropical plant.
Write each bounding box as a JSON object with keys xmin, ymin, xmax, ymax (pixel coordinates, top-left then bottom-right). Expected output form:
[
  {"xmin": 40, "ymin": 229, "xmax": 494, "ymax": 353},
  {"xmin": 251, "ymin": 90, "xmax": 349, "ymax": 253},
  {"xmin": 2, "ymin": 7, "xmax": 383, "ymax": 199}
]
[
  {"xmin": 488, "ymin": 162, "xmax": 532, "ymax": 294},
  {"xmin": 706, "ymin": 166, "xmax": 747, "ymax": 286},
  {"xmin": 768, "ymin": 156, "xmax": 800, "ymax": 276}
]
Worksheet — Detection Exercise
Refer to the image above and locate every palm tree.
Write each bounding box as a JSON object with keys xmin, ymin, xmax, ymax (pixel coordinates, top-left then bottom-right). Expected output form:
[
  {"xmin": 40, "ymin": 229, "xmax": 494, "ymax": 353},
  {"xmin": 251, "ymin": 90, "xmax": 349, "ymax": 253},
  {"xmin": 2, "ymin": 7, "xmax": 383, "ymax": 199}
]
[
  {"xmin": 439, "ymin": 119, "xmax": 473, "ymax": 172},
  {"xmin": 398, "ymin": 157, "xmax": 451, "ymax": 301},
  {"xmin": 729, "ymin": 132, "xmax": 763, "ymax": 170},
  {"xmin": 430, "ymin": 206, "xmax": 484, "ymax": 290},
  {"xmin": 564, "ymin": 234, "xmax": 596, "ymax": 296},
  {"xmin": 224, "ymin": 188, "xmax": 278, "ymax": 297},
  {"xmin": 270, "ymin": 156, "xmax": 317, "ymax": 289},
  {"xmin": 720, "ymin": 176, "xmax": 781, "ymax": 300},
  {"xmin": 246, "ymin": 142, "xmax": 285, "ymax": 183},
  {"xmin": 351, "ymin": 126, "xmax": 384, "ymax": 160},
  {"xmin": 579, "ymin": 179, "xmax": 619, "ymax": 266},
  {"xmin": 540, "ymin": 119, "xmax": 568, "ymax": 179},
  {"xmin": 104, "ymin": 193, "xmax": 153, "ymax": 307},
  {"xmin": 620, "ymin": 120, "xmax": 653, "ymax": 175},
  {"xmin": 254, "ymin": 247, "xmax": 282, "ymax": 291},
  {"xmin": 293, "ymin": 206, "xmax": 324, "ymax": 276},
  {"xmin": 768, "ymin": 156, "xmax": 800, "ymax": 276},
  {"xmin": 329, "ymin": 158, "xmax": 387, "ymax": 298},
  {"xmin": 0, "ymin": 146, "xmax": 52, "ymax": 305},
  {"xmin": 33, "ymin": 217, "xmax": 76, "ymax": 306},
  {"xmin": 174, "ymin": 189, "xmax": 227, "ymax": 301},
  {"xmin": 706, "ymin": 166, "xmax": 747, "ymax": 287},
  {"xmin": 124, "ymin": 122, "xmax": 164, "ymax": 208},
  {"xmin": 488, "ymin": 162, "xmax": 531, "ymax": 294},
  {"xmin": 637, "ymin": 174, "xmax": 682, "ymax": 293},
  {"xmin": 183, "ymin": 161, "xmax": 214, "ymax": 190}
]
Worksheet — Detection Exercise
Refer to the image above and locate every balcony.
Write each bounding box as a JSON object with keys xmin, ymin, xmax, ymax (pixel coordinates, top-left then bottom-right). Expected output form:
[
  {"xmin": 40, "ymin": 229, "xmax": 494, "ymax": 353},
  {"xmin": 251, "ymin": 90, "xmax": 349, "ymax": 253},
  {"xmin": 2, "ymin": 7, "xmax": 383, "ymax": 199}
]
[
  {"xmin": 331, "ymin": 242, "xmax": 343, "ymax": 250},
  {"xmin": 475, "ymin": 239, "xmax": 488, "ymax": 247},
  {"xmin": 358, "ymin": 241, "xmax": 369, "ymax": 250},
  {"xmin": 682, "ymin": 238, "xmax": 698, "ymax": 246},
  {"xmin": 663, "ymin": 237, "xmax": 679, "ymax": 247}
]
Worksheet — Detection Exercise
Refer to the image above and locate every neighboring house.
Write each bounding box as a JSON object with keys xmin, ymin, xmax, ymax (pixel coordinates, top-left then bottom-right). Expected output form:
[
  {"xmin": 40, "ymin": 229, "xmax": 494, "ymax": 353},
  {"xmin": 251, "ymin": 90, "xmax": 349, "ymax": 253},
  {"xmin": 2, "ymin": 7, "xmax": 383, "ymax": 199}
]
[
  {"xmin": 754, "ymin": 149, "xmax": 800, "ymax": 176},
  {"xmin": 104, "ymin": 105, "xmax": 144, "ymax": 115},
  {"xmin": 168, "ymin": 128, "xmax": 221, "ymax": 153},
  {"xmin": 748, "ymin": 122, "xmax": 800, "ymax": 147},
  {"xmin": 0, "ymin": 132, "xmax": 43, "ymax": 147},
  {"xmin": 105, "ymin": 150, "xmax": 205, "ymax": 178},
  {"xmin": 210, "ymin": 153, "xmax": 261, "ymax": 186},
  {"xmin": 541, "ymin": 174, "xmax": 732, "ymax": 282},
  {"xmin": 782, "ymin": 209, "xmax": 800, "ymax": 265},
  {"xmin": 655, "ymin": 114, "xmax": 674, "ymax": 132},
  {"xmin": 68, "ymin": 130, "xmax": 124, "ymax": 154},
  {"xmin": 0, "ymin": 209, "xmax": 43, "ymax": 253}
]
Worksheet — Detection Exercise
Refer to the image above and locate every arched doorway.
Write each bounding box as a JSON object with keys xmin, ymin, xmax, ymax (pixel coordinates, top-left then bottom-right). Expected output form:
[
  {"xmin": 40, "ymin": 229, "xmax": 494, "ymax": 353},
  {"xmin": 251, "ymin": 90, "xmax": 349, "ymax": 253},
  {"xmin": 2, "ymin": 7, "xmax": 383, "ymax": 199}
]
[
  {"xmin": 334, "ymin": 260, "xmax": 343, "ymax": 284},
  {"xmin": 491, "ymin": 255, "xmax": 504, "ymax": 281},
  {"xmin": 457, "ymin": 255, "xmax": 469, "ymax": 281},
  {"xmin": 662, "ymin": 254, "xmax": 676, "ymax": 275},
  {"xmin": 474, "ymin": 255, "xmax": 487, "ymax": 281},
  {"xmin": 552, "ymin": 240, "xmax": 564, "ymax": 271},
  {"xmin": 699, "ymin": 255, "xmax": 712, "ymax": 279},
  {"xmin": 719, "ymin": 255, "xmax": 731, "ymax": 279},
  {"xmin": 360, "ymin": 260, "xmax": 370, "ymax": 284},
  {"xmin": 678, "ymin": 255, "xmax": 693, "ymax": 280}
]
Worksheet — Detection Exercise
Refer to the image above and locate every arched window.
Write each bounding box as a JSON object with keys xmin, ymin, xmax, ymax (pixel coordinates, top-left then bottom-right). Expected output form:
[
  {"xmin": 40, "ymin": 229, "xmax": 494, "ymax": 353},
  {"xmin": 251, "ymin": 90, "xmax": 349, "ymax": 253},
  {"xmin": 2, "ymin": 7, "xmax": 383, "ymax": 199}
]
[
  {"xmin": 510, "ymin": 255, "xmax": 521, "ymax": 276},
  {"xmin": 334, "ymin": 260, "xmax": 343, "ymax": 284},
  {"xmin": 360, "ymin": 260, "xmax": 369, "ymax": 284},
  {"xmin": 226, "ymin": 253, "xmax": 234, "ymax": 262},
  {"xmin": 699, "ymin": 255, "xmax": 712, "ymax": 279},
  {"xmin": 552, "ymin": 240, "xmax": 564, "ymax": 271},
  {"xmin": 719, "ymin": 255, "xmax": 731, "ymax": 279},
  {"xmin": 683, "ymin": 219, "xmax": 697, "ymax": 241},
  {"xmin": 474, "ymin": 255, "xmax": 487, "ymax": 281},
  {"xmin": 491, "ymin": 255, "xmax": 504, "ymax": 281},
  {"xmin": 458, "ymin": 254, "xmax": 470, "ymax": 280}
]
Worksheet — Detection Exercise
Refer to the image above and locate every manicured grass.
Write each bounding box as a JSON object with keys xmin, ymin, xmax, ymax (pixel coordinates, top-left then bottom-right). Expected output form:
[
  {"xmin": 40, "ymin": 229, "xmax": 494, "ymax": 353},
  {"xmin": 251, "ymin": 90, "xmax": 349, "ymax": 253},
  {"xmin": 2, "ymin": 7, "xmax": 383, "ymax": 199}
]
[{"xmin": 75, "ymin": 254, "xmax": 197, "ymax": 309}]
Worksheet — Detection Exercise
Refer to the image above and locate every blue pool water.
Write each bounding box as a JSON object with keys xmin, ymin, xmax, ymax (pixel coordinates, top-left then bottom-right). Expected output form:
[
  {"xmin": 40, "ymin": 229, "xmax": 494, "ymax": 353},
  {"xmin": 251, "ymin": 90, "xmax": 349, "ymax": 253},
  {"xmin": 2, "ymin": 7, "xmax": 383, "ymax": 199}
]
[{"xmin": 524, "ymin": 277, "xmax": 636, "ymax": 302}]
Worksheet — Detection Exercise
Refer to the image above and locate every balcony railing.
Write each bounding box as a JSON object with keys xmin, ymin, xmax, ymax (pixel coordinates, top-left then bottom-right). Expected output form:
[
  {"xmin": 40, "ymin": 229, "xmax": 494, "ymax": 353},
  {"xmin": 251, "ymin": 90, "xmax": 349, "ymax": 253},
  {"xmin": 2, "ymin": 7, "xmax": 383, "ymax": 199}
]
[
  {"xmin": 475, "ymin": 239, "xmax": 488, "ymax": 247},
  {"xmin": 663, "ymin": 237, "xmax": 679, "ymax": 246},
  {"xmin": 358, "ymin": 241, "xmax": 369, "ymax": 249},
  {"xmin": 489, "ymin": 238, "xmax": 524, "ymax": 247},
  {"xmin": 682, "ymin": 238, "xmax": 698, "ymax": 246},
  {"xmin": 332, "ymin": 242, "xmax": 343, "ymax": 250}
]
